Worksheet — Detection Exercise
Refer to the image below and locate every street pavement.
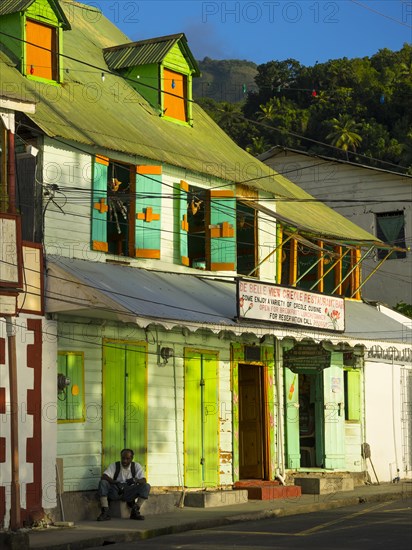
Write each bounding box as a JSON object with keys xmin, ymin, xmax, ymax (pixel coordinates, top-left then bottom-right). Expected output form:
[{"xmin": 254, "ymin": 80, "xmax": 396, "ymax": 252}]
[{"xmin": 5, "ymin": 481, "xmax": 412, "ymax": 549}]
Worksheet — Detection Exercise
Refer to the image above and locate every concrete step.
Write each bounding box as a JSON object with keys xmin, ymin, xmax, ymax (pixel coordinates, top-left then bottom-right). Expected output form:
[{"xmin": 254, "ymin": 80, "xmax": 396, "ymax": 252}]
[
  {"xmin": 234, "ymin": 481, "xmax": 301, "ymax": 500},
  {"xmin": 294, "ymin": 476, "xmax": 354, "ymax": 495},
  {"xmin": 184, "ymin": 490, "xmax": 249, "ymax": 508},
  {"xmin": 58, "ymin": 491, "xmax": 180, "ymax": 521}
]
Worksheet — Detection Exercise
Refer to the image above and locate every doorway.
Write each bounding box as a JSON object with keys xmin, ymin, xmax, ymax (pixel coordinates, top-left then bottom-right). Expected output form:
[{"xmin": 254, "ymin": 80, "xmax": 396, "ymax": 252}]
[
  {"xmin": 238, "ymin": 364, "xmax": 268, "ymax": 479},
  {"xmin": 284, "ymin": 368, "xmax": 324, "ymax": 468}
]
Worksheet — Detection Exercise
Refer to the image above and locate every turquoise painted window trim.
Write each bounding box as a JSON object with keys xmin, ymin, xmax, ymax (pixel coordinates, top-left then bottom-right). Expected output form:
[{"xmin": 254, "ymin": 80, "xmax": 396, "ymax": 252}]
[{"xmin": 57, "ymin": 352, "xmax": 85, "ymax": 422}]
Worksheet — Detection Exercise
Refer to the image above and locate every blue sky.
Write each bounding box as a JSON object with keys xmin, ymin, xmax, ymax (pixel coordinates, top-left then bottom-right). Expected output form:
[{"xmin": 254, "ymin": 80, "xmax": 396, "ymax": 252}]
[{"xmin": 96, "ymin": 0, "xmax": 412, "ymax": 66}]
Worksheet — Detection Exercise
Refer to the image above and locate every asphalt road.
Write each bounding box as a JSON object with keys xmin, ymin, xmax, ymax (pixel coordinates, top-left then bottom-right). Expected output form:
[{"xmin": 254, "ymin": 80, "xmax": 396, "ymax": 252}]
[{"xmin": 94, "ymin": 497, "xmax": 412, "ymax": 549}]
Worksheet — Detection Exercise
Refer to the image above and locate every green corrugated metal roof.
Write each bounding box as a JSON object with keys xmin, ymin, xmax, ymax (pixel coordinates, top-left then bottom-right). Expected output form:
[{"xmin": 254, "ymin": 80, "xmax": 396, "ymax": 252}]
[
  {"xmin": 0, "ymin": 1, "xmax": 380, "ymax": 244},
  {"xmin": 103, "ymin": 33, "xmax": 200, "ymax": 76},
  {"xmin": 0, "ymin": 0, "xmax": 71, "ymax": 29}
]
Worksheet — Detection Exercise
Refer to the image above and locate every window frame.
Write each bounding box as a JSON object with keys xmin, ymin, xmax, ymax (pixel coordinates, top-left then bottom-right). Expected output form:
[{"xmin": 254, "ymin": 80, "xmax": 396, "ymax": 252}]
[{"xmin": 376, "ymin": 210, "xmax": 406, "ymax": 260}]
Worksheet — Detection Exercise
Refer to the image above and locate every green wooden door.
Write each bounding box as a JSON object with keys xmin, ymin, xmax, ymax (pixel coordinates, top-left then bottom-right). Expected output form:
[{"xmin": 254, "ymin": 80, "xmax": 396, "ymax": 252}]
[
  {"xmin": 284, "ymin": 368, "xmax": 300, "ymax": 468},
  {"xmin": 184, "ymin": 350, "xmax": 218, "ymax": 487},
  {"xmin": 323, "ymin": 352, "xmax": 345, "ymax": 469},
  {"xmin": 103, "ymin": 342, "xmax": 147, "ymax": 469}
]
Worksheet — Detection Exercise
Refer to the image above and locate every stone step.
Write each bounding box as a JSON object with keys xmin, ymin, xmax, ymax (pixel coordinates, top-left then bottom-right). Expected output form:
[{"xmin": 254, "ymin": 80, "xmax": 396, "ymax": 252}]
[
  {"xmin": 294, "ymin": 476, "xmax": 354, "ymax": 495},
  {"xmin": 184, "ymin": 490, "xmax": 249, "ymax": 508}
]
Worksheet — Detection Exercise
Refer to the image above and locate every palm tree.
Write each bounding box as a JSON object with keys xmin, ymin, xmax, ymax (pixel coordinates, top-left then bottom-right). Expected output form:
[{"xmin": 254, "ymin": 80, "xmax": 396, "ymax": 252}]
[{"xmin": 326, "ymin": 114, "xmax": 362, "ymax": 157}]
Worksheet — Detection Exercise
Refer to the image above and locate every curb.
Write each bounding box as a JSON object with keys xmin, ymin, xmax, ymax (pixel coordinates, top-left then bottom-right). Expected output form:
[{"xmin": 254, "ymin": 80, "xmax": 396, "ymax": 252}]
[{"xmin": 31, "ymin": 489, "xmax": 407, "ymax": 550}]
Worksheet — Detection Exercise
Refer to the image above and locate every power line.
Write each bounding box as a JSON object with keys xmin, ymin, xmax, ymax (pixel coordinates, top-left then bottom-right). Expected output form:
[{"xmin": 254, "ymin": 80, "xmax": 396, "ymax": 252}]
[{"xmin": 350, "ymin": 0, "xmax": 412, "ymax": 28}]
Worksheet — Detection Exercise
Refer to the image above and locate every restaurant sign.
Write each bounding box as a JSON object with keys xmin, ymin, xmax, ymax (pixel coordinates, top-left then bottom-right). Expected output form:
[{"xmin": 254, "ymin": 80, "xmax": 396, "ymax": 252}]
[{"xmin": 237, "ymin": 280, "xmax": 345, "ymax": 332}]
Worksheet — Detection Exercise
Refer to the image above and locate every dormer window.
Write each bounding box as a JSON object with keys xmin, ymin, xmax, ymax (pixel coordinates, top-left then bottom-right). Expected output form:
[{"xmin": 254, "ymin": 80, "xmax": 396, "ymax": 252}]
[
  {"xmin": 0, "ymin": 0, "xmax": 70, "ymax": 83},
  {"xmin": 104, "ymin": 33, "xmax": 200, "ymax": 125},
  {"xmin": 26, "ymin": 19, "xmax": 58, "ymax": 81}
]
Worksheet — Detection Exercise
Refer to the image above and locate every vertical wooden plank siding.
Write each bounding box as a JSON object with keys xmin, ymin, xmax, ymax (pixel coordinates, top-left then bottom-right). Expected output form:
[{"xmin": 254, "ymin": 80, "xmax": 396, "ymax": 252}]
[
  {"xmin": 135, "ymin": 166, "xmax": 162, "ymax": 259},
  {"xmin": 91, "ymin": 156, "xmax": 109, "ymax": 252},
  {"xmin": 209, "ymin": 191, "xmax": 236, "ymax": 271}
]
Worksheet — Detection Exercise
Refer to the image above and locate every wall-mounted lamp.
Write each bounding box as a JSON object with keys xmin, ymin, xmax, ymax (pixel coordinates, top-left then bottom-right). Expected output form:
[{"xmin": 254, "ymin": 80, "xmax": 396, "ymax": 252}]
[{"xmin": 158, "ymin": 346, "xmax": 174, "ymax": 365}]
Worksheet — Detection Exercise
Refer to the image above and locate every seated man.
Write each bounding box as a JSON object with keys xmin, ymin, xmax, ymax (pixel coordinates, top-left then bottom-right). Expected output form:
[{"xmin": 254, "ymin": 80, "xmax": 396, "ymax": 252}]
[{"xmin": 97, "ymin": 448, "xmax": 150, "ymax": 521}]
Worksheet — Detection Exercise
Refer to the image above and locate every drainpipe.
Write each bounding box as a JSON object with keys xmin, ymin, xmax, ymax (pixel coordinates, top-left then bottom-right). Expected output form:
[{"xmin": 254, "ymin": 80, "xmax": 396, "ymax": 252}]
[{"xmin": 275, "ymin": 337, "xmax": 285, "ymax": 485}]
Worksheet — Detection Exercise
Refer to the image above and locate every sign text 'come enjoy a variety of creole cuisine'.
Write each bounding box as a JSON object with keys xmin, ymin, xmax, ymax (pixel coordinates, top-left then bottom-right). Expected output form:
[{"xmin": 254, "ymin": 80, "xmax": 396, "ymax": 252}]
[{"xmin": 237, "ymin": 280, "xmax": 345, "ymax": 331}]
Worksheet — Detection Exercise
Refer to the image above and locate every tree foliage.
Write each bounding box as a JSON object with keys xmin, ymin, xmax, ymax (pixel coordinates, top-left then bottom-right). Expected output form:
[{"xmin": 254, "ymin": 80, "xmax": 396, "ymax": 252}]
[{"xmin": 197, "ymin": 45, "xmax": 412, "ymax": 171}]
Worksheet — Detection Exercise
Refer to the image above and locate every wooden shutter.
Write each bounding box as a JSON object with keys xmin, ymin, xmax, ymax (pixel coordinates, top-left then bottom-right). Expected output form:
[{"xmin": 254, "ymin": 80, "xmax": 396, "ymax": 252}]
[
  {"xmin": 135, "ymin": 166, "xmax": 162, "ymax": 259},
  {"xmin": 103, "ymin": 342, "xmax": 147, "ymax": 469},
  {"xmin": 57, "ymin": 353, "xmax": 84, "ymax": 422},
  {"xmin": 323, "ymin": 352, "xmax": 345, "ymax": 469},
  {"xmin": 284, "ymin": 367, "xmax": 300, "ymax": 468},
  {"xmin": 178, "ymin": 180, "xmax": 189, "ymax": 266},
  {"xmin": 184, "ymin": 350, "xmax": 218, "ymax": 487},
  {"xmin": 91, "ymin": 155, "xmax": 109, "ymax": 252},
  {"xmin": 26, "ymin": 19, "xmax": 57, "ymax": 81},
  {"xmin": 163, "ymin": 68, "xmax": 186, "ymax": 122},
  {"xmin": 209, "ymin": 190, "xmax": 236, "ymax": 271}
]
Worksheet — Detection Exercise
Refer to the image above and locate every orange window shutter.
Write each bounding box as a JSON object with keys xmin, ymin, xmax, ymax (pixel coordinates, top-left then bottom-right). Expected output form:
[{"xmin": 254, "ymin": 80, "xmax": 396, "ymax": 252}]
[
  {"xmin": 26, "ymin": 20, "xmax": 56, "ymax": 80},
  {"xmin": 163, "ymin": 68, "xmax": 186, "ymax": 122}
]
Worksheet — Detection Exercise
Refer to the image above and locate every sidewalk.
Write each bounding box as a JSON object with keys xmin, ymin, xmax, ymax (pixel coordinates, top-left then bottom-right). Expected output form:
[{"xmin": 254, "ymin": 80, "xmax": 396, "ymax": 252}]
[{"xmin": 11, "ymin": 482, "xmax": 412, "ymax": 549}]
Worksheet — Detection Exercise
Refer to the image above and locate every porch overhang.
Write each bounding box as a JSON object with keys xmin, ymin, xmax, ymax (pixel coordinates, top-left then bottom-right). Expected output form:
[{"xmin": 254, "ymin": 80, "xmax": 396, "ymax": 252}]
[{"xmin": 46, "ymin": 256, "xmax": 411, "ymax": 361}]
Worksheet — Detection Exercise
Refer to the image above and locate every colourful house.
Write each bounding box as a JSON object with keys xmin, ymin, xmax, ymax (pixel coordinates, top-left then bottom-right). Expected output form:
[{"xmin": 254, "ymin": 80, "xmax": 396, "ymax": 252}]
[{"xmin": 0, "ymin": 0, "xmax": 410, "ymax": 526}]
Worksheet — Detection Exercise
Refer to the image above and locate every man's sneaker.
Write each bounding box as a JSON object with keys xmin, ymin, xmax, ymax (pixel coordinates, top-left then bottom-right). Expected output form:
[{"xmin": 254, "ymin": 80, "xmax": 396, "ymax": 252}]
[
  {"xmin": 130, "ymin": 506, "xmax": 144, "ymax": 520},
  {"xmin": 97, "ymin": 507, "xmax": 111, "ymax": 521}
]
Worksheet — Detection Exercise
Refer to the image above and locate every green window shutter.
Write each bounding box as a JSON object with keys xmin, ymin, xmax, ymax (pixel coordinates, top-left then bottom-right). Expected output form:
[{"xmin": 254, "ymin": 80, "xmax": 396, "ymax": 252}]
[
  {"xmin": 91, "ymin": 155, "xmax": 109, "ymax": 252},
  {"xmin": 184, "ymin": 351, "xmax": 203, "ymax": 487},
  {"xmin": 209, "ymin": 190, "xmax": 236, "ymax": 271},
  {"xmin": 126, "ymin": 344, "xmax": 147, "ymax": 463},
  {"xmin": 103, "ymin": 343, "xmax": 126, "ymax": 467},
  {"xmin": 103, "ymin": 342, "xmax": 147, "ymax": 470},
  {"xmin": 135, "ymin": 166, "xmax": 162, "ymax": 259},
  {"xmin": 284, "ymin": 368, "xmax": 300, "ymax": 468},
  {"xmin": 203, "ymin": 353, "xmax": 218, "ymax": 487},
  {"xmin": 178, "ymin": 180, "xmax": 189, "ymax": 266},
  {"xmin": 345, "ymin": 370, "xmax": 361, "ymax": 421},
  {"xmin": 58, "ymin": 353, "xmax": 84, "ymax": 422}
]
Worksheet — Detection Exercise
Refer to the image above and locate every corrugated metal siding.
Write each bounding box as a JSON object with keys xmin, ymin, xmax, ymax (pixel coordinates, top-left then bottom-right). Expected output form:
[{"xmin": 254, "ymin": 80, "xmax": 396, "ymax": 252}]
[{"xmin": 0, "ymin": 2, "xmax": 375, "ymax": 241}]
